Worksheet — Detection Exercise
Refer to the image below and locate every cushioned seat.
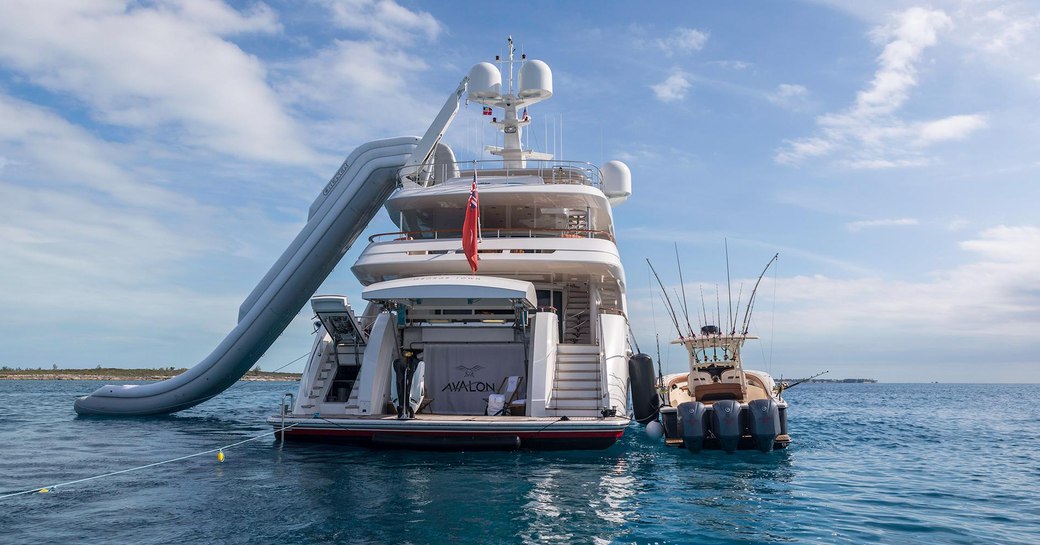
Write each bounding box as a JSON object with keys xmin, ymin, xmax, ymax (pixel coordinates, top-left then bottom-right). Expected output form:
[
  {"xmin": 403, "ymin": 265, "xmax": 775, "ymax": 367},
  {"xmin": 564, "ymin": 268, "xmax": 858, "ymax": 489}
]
[{"xmin": 694, "ymin": 382, "xmax": 744, "ymax": 402}]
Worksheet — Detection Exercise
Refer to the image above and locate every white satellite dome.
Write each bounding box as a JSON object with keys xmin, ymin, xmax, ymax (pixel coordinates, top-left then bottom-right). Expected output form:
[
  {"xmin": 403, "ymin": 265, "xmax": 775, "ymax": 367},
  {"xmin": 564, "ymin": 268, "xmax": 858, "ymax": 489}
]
[
  {"xmin": 518, "ymin": 59, "xmax": 552, "ymax": 102},
  {"xmin": 467, "ymin": 62, "xmax": 502, "ymax": 101},
  {"xmin": 601, "ymin": 160, "xmax": 632, "ymax": 205}
]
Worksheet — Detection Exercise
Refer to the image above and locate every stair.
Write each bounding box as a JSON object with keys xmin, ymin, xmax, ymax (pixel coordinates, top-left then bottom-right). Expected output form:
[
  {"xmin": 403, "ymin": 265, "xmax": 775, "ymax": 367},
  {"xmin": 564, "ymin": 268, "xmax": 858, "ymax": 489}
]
[
  {"xmin": 564, "ymin": 283, "xmax": 592, "ymax": 344},
  {"xmin": 548, "ymin": 344, "xmax": 604, "ymax": 417},
  {"xmin": 307, "ymin": 355, "xmax": 337, "ymax": 401}
]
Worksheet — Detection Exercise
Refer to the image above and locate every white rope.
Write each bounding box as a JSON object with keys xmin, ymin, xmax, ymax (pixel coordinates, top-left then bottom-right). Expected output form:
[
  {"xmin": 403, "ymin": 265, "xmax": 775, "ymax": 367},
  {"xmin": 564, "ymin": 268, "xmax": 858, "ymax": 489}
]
[{"xmin": 0, "ymin": 423, "xmax": 298, "ymax": 500}]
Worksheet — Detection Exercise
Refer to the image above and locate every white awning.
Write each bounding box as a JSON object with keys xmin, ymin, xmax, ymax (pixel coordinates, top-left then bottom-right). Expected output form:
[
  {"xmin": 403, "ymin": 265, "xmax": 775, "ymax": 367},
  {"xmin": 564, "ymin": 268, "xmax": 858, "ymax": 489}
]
[{"xmin": 362, "ymin": 275, "xmax": 536, "ymax": 308}]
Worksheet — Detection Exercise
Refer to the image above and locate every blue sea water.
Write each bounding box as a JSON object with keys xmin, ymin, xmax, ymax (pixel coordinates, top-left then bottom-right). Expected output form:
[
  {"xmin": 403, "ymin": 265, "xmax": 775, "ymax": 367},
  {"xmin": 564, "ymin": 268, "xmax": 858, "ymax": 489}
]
[{"xmin": 1, "ymin": 381, "xmax": 1038, "ymax": 544}]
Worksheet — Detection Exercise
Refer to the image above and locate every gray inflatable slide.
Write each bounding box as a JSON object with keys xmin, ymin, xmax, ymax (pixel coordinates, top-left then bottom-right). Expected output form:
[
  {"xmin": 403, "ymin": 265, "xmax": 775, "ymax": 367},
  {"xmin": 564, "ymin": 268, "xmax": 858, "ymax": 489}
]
[{"xmin": 74, "ymin": 137, "xmax": 419, "ymax": 416}]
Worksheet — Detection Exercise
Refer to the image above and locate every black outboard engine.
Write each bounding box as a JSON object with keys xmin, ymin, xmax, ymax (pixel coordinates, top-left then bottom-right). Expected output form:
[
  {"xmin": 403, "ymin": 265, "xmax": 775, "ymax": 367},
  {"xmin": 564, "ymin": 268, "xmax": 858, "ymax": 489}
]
[
  {"xmin": 677, "ymin": 401, "xmax": 708, "ymax": 453},
  {"xmin": 747, "ymin": 398, "xmax": 781, "ymax": 452},
  {"xmin": 710, "ymin": 399, "xmax": 743, "ymax": 453},
  {"xmin": 628, "ymin": 353, "xmax": 661, "ymax": 424}
]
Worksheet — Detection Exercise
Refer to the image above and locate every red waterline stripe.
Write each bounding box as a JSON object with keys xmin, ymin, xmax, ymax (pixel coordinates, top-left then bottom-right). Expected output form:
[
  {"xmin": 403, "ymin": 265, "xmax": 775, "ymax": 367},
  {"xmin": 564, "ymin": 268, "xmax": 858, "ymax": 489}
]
[{"xmin": 284, "ymin": 428, "xmax": 624, "ymax": 439}]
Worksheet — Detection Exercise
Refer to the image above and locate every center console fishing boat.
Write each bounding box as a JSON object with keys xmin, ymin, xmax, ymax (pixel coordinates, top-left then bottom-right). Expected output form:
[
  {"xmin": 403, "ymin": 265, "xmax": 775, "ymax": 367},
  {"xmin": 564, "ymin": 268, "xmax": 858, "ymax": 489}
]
[
  {"xmin": 640, "ymin": 256, "xmax": 791, "ymax": 453},
  {"xmin": 269, "ymin": 39, "xmax": 636, "ymax": 450}
]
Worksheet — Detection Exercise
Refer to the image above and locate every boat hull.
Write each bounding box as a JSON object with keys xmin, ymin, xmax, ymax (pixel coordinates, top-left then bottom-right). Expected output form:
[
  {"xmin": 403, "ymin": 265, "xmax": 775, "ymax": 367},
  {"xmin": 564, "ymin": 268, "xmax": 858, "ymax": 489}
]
[{"xmin": 268, "ymin": 415, "xmax": 628, "ymax": 451}]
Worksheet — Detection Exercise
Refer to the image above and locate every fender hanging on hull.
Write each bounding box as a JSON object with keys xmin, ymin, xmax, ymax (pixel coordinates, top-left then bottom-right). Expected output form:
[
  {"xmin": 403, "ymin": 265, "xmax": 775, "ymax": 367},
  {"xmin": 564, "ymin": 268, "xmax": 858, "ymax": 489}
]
[{"xmin": 628, "ymin": 353, "xmax": 660, "ymax": 424}]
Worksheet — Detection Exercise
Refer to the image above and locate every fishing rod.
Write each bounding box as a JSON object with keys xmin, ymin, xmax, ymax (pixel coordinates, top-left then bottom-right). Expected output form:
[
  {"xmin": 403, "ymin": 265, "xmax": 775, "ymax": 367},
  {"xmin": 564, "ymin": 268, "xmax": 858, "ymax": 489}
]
[
  {"xmin": 647, "ymin": 266, "xmax": 665, "ymax": 389},
  {"xmin": 674, "ymin": 243, "xmax": 696, "ymax": 337},
  {"xmin": 696, "ymin": 285, "xmax": 719, "ymax": 361},
  {"xmin": 730, "ymin": 283, "xmax": 743, "ymax": 335},
  {"xmin": 775, "ymin": 370, "xmax": 829, "ymax": 395},
  {"xmin": 740, "ymin": 253, "xmax": 779, "ymax": 335},
  {"xmin": 725, "ymin": 238, "xmax": 733, "ymax": 336},
  {"xmin": 647, "ymin": 259, "xmax": 685, "ymax": 338}
]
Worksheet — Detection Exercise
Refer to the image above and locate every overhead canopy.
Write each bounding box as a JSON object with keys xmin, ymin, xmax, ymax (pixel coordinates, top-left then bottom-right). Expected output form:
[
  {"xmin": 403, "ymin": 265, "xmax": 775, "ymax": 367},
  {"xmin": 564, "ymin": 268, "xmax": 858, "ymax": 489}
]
[{"xmin": 362, "ymin": 275, "xmax": 536, "ymax": 309}]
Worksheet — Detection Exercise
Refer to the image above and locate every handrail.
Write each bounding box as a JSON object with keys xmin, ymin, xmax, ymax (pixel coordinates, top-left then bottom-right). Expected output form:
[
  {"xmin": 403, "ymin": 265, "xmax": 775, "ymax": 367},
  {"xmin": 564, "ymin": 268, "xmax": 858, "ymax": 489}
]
[
  {"xmin": 401, "ymin": 159, "xmax": 603, "ymax": 188},
  {"xmin": 368, "ymin": 227, "xmax": 615, "ymax": 243}
]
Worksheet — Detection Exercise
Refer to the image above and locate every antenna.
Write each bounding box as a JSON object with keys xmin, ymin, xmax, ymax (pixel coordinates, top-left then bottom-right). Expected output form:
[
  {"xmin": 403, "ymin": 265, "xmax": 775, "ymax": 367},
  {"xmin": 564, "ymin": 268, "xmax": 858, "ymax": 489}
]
[{"xmin": 506, "ymin": 36, "xmax": 515, "ymax": 94}]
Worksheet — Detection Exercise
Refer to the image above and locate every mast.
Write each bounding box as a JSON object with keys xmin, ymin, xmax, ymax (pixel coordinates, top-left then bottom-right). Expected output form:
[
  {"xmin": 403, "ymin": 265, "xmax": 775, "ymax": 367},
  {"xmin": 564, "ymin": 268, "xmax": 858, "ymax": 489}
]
[{"xmin": 469, "ymin": 37, "xmax": 554, "ymax": 169}]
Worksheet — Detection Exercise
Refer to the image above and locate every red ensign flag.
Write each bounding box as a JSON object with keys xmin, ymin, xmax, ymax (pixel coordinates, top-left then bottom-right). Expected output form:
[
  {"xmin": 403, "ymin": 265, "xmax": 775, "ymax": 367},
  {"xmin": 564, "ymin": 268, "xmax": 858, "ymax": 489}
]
[{"xmin": 462, "ymin": 172, "xmax": 480, "ymax": 273}]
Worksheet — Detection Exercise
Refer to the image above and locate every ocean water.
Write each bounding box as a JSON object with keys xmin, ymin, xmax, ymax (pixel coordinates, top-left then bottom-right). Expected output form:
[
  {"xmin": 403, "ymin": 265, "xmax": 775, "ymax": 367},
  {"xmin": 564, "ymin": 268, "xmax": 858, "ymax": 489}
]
[{"xmin": 1, "ymin": 381, "xmax": 1037, "ymax": 544}]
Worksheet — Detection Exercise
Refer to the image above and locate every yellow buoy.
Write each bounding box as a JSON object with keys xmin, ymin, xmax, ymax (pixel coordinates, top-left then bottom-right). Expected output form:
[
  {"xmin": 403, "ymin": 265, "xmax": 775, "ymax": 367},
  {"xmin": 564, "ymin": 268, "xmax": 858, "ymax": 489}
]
[
  {"xmin": 39, "ymin": 488, "xmax": 49, "ymax": 493},
  {"xmin": 217, "ymin": 450, "xmax": 225, "ymax": 463}
]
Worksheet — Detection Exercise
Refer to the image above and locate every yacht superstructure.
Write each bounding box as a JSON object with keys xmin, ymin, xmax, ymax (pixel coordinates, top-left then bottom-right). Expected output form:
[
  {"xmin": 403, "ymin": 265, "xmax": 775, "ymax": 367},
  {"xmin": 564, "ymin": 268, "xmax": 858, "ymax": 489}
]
[{"xmin": 269, "ymin": 39, "xmax": 636, "ymax": 449}]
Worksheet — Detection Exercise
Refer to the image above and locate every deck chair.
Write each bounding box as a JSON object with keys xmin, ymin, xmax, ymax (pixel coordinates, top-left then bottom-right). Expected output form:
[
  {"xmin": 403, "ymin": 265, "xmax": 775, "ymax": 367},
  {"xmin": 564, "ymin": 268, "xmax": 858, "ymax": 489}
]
[{"xmin": 486, "ymin": 376, "xmax": 526, "ymax": 416}]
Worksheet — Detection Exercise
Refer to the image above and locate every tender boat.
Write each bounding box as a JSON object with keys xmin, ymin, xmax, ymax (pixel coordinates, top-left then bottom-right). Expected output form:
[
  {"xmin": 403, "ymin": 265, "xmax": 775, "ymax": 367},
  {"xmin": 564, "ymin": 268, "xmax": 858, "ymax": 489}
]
[
  {"xmin": 632, "ymin": 255, "xmax": 790, "ymax": 453},
  {"xmin": 657, "ymin": 328, "xmax": 790, "ymax": 453},
  {"xmin": 268, "ymin": 38, "xmax": 638, "ymax": 450}
]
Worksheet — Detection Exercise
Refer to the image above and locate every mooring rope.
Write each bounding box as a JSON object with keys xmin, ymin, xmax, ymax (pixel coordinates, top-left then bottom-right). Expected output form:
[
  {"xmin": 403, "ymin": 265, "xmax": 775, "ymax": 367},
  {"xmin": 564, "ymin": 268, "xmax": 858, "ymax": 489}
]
[{"xmin": 0, "ymin": 423, "xmax": 299, "ymax": 500}]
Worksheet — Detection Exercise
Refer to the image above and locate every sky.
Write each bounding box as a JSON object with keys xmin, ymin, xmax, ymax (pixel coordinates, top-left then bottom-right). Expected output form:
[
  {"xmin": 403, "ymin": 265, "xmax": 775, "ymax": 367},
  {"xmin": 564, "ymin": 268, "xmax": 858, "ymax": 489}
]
[{"xmin": 1, "ymin": 0, "xmax": 1038, "ymax": 383}]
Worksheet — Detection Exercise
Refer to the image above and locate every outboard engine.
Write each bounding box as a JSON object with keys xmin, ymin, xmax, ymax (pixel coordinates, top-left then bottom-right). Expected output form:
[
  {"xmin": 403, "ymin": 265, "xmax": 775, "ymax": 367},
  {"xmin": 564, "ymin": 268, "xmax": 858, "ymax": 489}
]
[
  {"xmin": 660, "ymin": 406, "xmax": 679, "ymax": 439},
  {"xmin": 628, "ymin": 353, "xmax": 661, "ymax": 424},
  {"xmin": 677, "ymin": 401, "xmax": 708, "ymax": 453},
  {"xmin": 747, "ymin": 398, "xmax": 781, "ymax": 452},
  {"xmin": 710, "ymin": 399, "xmax": 743, "ymax": 453}
]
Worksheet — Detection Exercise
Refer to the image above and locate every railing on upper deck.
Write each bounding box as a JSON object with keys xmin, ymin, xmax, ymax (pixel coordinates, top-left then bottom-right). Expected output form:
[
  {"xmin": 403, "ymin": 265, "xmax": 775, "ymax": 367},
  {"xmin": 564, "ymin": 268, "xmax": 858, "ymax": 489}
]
[
  {"xmin": 402, "ymin": 159, "xmax": 602, "ymax": 189},
  {"xmin": 368, "ymin": 227, "xmax": 615, "ymax": 243}
]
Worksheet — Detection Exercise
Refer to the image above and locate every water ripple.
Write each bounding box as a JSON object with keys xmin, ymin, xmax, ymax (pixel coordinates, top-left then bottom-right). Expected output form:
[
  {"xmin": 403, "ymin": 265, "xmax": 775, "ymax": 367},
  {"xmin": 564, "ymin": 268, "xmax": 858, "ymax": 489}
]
[{"xmin": 1, "ymin": 381, "xmax": 1039, "ymax": 544}]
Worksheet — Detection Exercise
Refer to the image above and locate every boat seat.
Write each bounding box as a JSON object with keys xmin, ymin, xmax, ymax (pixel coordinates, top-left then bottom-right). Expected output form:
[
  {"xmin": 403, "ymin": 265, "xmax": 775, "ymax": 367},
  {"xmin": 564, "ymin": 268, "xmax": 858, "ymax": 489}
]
[
  {"xmin": 688, "ymin": 371, "xmax": 712, "ymax": 386},
  {"xmin": 694, "ymin": 382, "xmax": 745, "ymax": 402},
  {"xmin": 721, "ymin": 370, "xmax": 742, "ymax": 383}
]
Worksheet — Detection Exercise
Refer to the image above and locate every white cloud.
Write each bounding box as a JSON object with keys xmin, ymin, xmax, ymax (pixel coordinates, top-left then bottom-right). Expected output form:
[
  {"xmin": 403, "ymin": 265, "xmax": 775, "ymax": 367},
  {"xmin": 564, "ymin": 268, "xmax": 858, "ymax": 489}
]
[
  {"xmin": 651, "ymin": 72, "xmax": 692, "ymax": 102},
  {"xmin": 774, "ymin": 137, "xmax": 833, "ymax": 165},
  {"xmin": 712, "ymin": 60, "xmax": 752, "ymax": 70},
  {"xmin": 915, "ymin": 114, "xmax": 988, "ymax": 144},
  {"xmin": 0, "ymin": 93, "xmax": 190, "ymax": 208},
  {"xmin": 859, "ymin": 7, "xmax": 952, "ymax": 115},
  {"xmin": 0, "ymin": 0, "xmax": 313, "ymax": 164},
  {"xmin": 775, "ymin": 7, "xmax": 988, "ymax": 168},
  {"xmin": 656, "ymin": 27, "xmax": 710, "ymax": 54},
  {"xmin": 768, "ymin": 83, "xmax": 809, "ymax": 109},
  {"xmin": 976, "ymin": 8, "xmax": 1040, "ymax": 53},
  {"xmin": 324, "ymin": 0, "xmax": 442, "ymax": 43},
  {"xmin": 846, "ymin": 218, "xmax": 919, "ymax": 231},
  {"xmin": 771, "ymin": 225, "xmax": 1040, "ymax": 338}
]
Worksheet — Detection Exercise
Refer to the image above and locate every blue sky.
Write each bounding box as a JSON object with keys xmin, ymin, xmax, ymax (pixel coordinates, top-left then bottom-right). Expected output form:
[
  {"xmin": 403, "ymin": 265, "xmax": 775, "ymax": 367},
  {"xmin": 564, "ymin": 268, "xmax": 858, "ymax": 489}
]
[{"xmin": 1, "ymin": 1, "xmax": 1038, "ymax": 382}]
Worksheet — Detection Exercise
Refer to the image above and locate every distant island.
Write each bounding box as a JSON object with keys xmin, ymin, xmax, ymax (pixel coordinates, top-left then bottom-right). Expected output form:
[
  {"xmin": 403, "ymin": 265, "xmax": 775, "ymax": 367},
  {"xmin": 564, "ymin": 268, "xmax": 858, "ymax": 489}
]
[
  {"xmin": 0, "ymin": 367, "xmax": 301, "ymax": 382},
  {"xmin": 786, "ymin": 378, "xmax": 877, "ymax": 384}
]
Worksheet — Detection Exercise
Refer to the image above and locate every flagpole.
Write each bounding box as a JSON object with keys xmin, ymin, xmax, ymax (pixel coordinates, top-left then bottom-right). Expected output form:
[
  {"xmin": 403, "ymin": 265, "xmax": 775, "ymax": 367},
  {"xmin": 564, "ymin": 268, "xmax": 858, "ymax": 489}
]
[{"xmin": 474, "ymin": 160, "xmax": 482, "ymax": 242}]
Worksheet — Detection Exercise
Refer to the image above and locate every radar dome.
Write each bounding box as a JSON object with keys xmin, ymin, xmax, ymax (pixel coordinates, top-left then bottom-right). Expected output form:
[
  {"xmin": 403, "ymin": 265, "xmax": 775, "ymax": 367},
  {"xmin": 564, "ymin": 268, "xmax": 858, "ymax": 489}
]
[
  {"xmin": 467, "ymin": 62, "xmax": 502, "ymax": 101},
  {"xmin": 601, "ymin": 160, "xmax": 632, "ymax": 205},
  {"xmin": 518, "ymin": 59, "xmax": 552, "ymax": 102}
]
